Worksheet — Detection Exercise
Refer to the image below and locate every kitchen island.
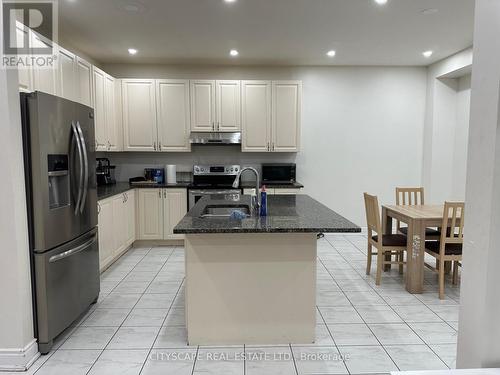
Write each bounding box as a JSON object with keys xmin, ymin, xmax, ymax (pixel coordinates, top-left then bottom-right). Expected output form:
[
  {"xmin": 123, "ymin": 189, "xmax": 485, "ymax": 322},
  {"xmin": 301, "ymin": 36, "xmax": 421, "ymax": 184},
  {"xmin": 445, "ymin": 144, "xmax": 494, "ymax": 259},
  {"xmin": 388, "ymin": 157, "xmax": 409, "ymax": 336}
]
[{"xmin": 174, "ymin": 194, "xmax": 360, "ymax": 346}]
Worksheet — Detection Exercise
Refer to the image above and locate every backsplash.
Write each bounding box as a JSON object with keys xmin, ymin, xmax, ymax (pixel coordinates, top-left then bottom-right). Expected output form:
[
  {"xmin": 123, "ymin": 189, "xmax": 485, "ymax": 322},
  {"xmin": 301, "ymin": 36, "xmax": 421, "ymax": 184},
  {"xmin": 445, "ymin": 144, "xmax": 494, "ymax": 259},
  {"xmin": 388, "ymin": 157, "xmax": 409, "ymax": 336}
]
[{"xmin": 97, "ymin": 145, "xmax": 297, "ymax": 183}]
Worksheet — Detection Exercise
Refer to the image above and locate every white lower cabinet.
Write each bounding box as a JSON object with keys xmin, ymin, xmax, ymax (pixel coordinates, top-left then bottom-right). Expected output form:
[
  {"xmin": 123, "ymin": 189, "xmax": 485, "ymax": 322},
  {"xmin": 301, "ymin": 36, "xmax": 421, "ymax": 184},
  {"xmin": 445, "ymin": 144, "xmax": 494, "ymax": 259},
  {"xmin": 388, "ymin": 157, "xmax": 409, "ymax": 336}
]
[
  {"xmin": 98, "ymin": 190, "xmax": 136, "ymax": 271},
  {"xmin": 137, "ymin": 188, "xmax": 187, "ymax": 240}
]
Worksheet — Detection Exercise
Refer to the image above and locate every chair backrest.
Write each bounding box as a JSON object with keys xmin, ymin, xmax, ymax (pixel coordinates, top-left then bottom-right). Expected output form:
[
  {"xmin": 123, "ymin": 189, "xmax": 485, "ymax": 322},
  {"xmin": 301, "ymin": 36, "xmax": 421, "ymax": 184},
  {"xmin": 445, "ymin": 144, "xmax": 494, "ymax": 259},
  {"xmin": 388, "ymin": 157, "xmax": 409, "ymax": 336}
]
[
  {"xmin": 364, "ymin": 193, "xmax": 382, "ymax": 237},
  {"xmin": 440, "ymin": 201, "xmax": 465, "ymax": 248},
  {"xmin": 396, "ymin": 187, "xmax": 425, "ymax": 205}
]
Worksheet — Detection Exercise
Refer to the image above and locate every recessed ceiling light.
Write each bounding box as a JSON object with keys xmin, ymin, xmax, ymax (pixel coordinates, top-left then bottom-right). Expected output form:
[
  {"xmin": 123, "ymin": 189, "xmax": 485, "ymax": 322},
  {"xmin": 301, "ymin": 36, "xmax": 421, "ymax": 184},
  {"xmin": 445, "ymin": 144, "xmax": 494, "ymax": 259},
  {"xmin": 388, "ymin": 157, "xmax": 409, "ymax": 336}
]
[
  {"xmin": 326, "ymin": 50, "xmax": 336, "ymax": 57},
  {"xmin": 229, "ymin": 49, "xmax": 239, "ymax": 57},
  {"xmin": 128, "ymin": 48, "xmax": 138, "ymax": 55},
  {"xmin": 374, "ymin": 0, "xmax": 388, "ymax": 5},
  {"xmin": 224, "ymin": 0, "xmax": 237, "ymax": 3},
  {"xmin": 422, "ymin": 50, "xmax": 433, "ymax": 58}
]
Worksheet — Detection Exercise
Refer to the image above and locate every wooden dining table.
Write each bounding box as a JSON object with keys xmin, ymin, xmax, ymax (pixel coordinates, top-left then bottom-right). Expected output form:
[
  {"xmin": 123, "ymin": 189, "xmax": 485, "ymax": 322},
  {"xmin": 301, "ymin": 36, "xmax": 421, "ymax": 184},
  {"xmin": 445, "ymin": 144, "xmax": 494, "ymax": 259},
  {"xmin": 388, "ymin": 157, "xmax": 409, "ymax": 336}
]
[{"xmin": 381, "ymin": 204, "xmax": 447, "ymax": 294}]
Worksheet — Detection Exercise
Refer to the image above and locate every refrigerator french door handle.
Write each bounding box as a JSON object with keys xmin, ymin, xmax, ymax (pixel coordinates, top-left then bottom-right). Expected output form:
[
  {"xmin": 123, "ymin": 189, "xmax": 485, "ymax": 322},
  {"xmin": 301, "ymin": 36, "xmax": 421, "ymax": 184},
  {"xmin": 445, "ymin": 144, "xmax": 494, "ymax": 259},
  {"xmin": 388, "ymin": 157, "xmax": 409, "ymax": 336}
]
[
  {"xmin": 48, "ymin": 234, "xmax": 97, "ymax": 263},
  {"xmin": 71, "ymin": 121, "xmax": 83, "ymax": 215},
  {"xmin": 75, "ymin": 121, "xmax": 89, "ymax": 213}
]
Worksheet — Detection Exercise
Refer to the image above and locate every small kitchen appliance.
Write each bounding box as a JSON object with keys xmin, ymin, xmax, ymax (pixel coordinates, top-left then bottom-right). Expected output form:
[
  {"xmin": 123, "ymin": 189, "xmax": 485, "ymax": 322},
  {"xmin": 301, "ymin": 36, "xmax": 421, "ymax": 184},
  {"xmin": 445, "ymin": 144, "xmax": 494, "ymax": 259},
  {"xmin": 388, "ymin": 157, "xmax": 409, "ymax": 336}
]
[
  {"xmin": 96, "ymin": 158, "xmax": 116, "ymax": 186},
  {"xmin": 261, "ymin": 163, "xmax": 296, "ymax": 185}
]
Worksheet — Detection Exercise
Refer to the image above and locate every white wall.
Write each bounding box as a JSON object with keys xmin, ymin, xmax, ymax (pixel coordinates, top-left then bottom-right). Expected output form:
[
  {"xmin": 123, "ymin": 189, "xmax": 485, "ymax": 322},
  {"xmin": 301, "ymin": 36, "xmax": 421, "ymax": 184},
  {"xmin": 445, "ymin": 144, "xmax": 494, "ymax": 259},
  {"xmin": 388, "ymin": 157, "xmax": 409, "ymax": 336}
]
[
  {"xmin": 422, "ymin": 48, "xmax": 473, "ymax": 203},
  {"xmin": 0, "ymin": 8, "xmax": 38, "ymax": 368},
  {"xmin": 457, "ymin": 0, "xmax": 500, "ymax": 368},
  {"xmin": 103, "ymin": 64, "xmax": 427, "ymax": 225}
]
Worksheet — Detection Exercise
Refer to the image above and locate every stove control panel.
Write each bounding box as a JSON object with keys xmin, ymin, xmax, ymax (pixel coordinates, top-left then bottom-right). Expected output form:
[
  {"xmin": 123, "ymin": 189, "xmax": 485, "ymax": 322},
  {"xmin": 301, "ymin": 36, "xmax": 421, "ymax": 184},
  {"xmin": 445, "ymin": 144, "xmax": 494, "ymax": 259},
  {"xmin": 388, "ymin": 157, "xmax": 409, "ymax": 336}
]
[{"xmin": 193, "ymin": 165, "xmax": 241, "ymax": 176}]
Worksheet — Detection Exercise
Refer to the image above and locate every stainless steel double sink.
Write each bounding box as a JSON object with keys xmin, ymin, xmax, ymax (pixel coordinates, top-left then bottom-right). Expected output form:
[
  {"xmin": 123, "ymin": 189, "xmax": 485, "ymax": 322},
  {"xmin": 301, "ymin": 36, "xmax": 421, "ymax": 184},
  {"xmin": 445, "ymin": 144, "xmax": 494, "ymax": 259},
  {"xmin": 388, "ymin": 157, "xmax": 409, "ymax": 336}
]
[{"xmin": 199, "ymin": 204, "xmax": 251, "ymax": 219}]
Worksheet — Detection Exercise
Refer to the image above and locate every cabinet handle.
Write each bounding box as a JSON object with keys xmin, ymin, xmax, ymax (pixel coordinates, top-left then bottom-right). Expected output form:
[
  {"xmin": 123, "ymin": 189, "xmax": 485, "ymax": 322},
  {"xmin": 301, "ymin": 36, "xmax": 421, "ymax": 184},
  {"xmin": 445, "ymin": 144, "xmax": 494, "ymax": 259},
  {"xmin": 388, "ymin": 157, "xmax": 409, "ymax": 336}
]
[
  {"xmin": 158, "ymin": 142, "xmax": 162, "ymax": 151},
  {"xmin": 212, "ymin": 122, "xmax": 215, "ymax": 131},
  {"xmin": 97, "ymin": 202, "xmax": 101, "ymax": 214},
  {"xmin": 217, "ymin": 122, "xmax": 220, "ymax": 131},
  {"xmin": 153, "ymin": 142, "xmax": 156, "ymax": 151},
  {"xmin": 95, "ymin": 140, "xmax": 98, "ymax": 150},
  {"xmin": 272, "ymin": 143, "xmax": 275, "ymax": 152},
  {"xmin": 267, "ymin": 142, "xmax": 270, "ymax": 152},
  {"xmin": 158, "ymin": 190, "xmax": 161, "ymax": 198},
  {"xmin": 163, "ymin": 190, "xmax": 166, "ymax": 198}
]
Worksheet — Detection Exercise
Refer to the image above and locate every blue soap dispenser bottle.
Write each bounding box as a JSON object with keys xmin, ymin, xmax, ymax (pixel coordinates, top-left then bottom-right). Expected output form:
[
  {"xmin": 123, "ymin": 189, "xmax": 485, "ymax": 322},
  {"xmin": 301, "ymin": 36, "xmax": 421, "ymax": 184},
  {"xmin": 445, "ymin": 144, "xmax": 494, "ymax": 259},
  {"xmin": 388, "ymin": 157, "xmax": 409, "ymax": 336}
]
[{"xmin": 260, "ymin": 185, "xmax": 268, "ymax": 217}]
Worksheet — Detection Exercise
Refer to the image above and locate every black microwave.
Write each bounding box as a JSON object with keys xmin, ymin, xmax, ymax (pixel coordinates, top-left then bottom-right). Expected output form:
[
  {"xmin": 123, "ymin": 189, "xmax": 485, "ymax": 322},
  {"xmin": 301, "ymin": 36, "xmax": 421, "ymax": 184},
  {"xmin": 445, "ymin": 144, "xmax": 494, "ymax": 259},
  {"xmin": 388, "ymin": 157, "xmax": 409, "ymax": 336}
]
[{"xmin": 262, "ymin": 163, "xmax": 296, "ymax": 184}]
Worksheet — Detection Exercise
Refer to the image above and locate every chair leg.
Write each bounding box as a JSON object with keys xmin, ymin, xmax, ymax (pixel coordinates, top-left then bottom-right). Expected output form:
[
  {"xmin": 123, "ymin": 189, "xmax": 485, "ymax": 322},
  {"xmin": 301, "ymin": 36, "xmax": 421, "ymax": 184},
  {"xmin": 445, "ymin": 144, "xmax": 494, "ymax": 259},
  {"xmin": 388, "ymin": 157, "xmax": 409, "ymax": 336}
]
[
  {"xmin": 366, "ymin": 242, "xmax": 372, "ymax": 275},
  {"xmin": 398, "ymin": 252, "xmax": 404, "ymax": 274},
  {"xmin": 376, "ymin": 248, "xmax": 383, "ymax": 286},
  {"xmin": 439, "ymin": 259, "xmax": 446, "ymax": 299},
  {"xmin": 444, "ymin": 261, "xmax": 452, "ymax": 275},
  {"xmin": 452, "ymin": 261, "xmax": 459, "ymax": 285}
]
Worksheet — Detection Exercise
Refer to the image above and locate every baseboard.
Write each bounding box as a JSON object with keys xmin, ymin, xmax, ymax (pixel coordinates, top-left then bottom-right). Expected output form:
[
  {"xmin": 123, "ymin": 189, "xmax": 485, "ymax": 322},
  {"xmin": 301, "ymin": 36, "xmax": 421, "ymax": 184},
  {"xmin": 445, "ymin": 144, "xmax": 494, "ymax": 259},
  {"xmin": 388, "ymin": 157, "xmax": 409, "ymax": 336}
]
[
  {"xmin": 0, "ymin": 339, "xmax": 40, "ymax": 372},
  {"xmin": 133, "ymin": 239, "xmax": 185, "ymax": 247}
]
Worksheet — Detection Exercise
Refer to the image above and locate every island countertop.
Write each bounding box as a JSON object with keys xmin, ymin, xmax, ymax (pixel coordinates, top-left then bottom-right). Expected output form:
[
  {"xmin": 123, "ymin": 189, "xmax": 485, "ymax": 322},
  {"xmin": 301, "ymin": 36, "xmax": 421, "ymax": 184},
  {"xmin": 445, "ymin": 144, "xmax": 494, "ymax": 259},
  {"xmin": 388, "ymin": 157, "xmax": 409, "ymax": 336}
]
[{"xmin": 174, "ymin": 194, "xmax": 361, "ymax": 234}]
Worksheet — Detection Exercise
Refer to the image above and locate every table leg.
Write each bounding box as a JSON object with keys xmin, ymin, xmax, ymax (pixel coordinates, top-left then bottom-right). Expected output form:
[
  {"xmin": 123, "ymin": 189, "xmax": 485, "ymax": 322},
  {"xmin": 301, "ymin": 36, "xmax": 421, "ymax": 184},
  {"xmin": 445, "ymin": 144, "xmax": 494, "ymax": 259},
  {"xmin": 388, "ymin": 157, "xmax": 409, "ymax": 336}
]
[
  {"xmin": 406, "ymin": 218, "xmax": 425, "ymax": 293},
  {"xmin": 382, "ymin": 207, "xmax": 393, "ymax": 272}
]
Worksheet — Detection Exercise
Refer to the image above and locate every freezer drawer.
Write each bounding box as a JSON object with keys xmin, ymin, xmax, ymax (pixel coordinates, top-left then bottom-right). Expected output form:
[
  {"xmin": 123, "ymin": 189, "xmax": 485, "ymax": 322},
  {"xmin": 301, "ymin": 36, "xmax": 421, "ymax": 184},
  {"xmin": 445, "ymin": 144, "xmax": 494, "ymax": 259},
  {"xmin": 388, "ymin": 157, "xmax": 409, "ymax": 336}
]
[{"xmin": 34, "ymin": 228, "xmax": 100, "ymax": 353}]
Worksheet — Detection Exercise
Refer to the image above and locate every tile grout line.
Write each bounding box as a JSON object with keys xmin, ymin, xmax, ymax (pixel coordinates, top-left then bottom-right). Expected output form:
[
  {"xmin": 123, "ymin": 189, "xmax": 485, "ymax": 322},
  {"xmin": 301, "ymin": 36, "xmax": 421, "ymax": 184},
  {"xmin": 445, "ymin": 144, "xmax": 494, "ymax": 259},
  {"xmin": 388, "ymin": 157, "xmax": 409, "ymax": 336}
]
[
  {"xmin": 83, "ymin": 245, "xmax": 159, "ymax": 375},
  {"xmin": 329, "ymin": 235, "xmax": 454, "ymax": 370},
  {"xmin": 324, "ymin": 236, "xmax": 401, "ymax": 373},
  {"xmin": 34, "ymin": 245, "xmax": 156, "ymax": 375}
]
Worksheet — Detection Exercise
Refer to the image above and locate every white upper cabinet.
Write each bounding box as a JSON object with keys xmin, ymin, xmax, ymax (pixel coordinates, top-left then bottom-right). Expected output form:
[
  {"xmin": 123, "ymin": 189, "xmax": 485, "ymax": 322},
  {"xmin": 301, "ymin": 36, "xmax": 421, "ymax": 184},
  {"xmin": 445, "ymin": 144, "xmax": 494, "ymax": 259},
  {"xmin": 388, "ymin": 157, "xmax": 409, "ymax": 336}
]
[
  {"xmin": 241, "ymin": 81, "xmax": 271, "ymax": 152},
  {"xmin": 76, "ymin": 57, "xmax": 93, "ymax": 107},
  {"xmin": 56, "ymin": 47, "xmax": 77, "ymax": 101},
  {"xmin": 92, "ymin": 67, "xmax": 107, "ymax": 151},
  {"xmin": 31, "ymin": 32, "xmax": 57, "ymax": 95},
  {"xmin": 16, "ymin": 25, "xmax": 32, "ymax": 92},
  {"xmin": 190, "ymin": 80, "xmax": 216, "ymax": 132},
  {"xmin": 156, "ymin": 80, "xmax": 191, "ymax": 152},
  {"xmin": 105, "ymin": 74, "xmax": 120, "ymax": 151},
  {"xmin": 122, "ymin": 79, "xmax": 157, "ymax": 152},
  {"xmin": 216, "ymin": 80, "xmax": 241, "ymax": 131},
  {"xmin": 272, "ymin": 81, "xmax": 302, "ymax": 152}
]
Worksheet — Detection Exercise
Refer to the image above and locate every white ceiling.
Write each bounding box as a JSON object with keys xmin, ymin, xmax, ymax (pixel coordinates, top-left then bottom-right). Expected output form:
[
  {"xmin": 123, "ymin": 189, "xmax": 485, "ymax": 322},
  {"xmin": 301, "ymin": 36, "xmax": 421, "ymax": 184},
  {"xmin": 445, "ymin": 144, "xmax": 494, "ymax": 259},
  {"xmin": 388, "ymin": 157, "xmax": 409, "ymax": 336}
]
[{"xmin": 59, "ymin": 0, "xmax": 475, "ymax": 66}]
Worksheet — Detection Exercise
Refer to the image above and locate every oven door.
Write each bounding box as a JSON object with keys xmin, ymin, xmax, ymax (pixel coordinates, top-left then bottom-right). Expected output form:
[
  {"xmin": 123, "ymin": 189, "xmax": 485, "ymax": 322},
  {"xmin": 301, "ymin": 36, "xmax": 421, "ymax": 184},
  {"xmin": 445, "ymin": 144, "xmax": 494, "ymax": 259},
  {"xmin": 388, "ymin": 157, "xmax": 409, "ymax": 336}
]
[{"xmin": 188, "ymin": 189, "xmax": 241, "ymax": 210}]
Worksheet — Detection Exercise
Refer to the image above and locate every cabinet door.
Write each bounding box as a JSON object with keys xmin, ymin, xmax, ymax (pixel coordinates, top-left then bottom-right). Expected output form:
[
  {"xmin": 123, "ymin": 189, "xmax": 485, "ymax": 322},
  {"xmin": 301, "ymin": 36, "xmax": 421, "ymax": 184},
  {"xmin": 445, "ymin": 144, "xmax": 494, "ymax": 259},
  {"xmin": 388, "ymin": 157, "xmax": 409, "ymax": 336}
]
[
  {"xmin": 31, "ymin": 32, "xmax": 56, "ymax": 95},
  {"xmin": 190, "ymin": 80, "xmax": 215, "ymax": 132},
  {"xmin": 122, "ymin": 79, "xmax": 158, "ymax": 151},
  {"xmin": 163, "ymin": 189, "xmax": 187, "ymax": 240},
  {"xmin": 16, "ymin": 25, "xmax": 32, "ymax": 92},
  {"xmin": 156, "ymin": 80, "xmax": 191, "ymax": 152},
  {"xmin": 92, "ymin": 67, "xmax": 107, "ymax": 151},
  {"xmin": 216, "ymin": 80, "xmax": 241, "ymax": 131},
  {"xmin": 56, "ymin": 47, "xmax": 77, "ymax": 101},
  {"xmin": 98, "ymin": 199, "xmax": 114, "ymax": 270},
  {"xmin": 76, "ymin": 57, "xmax": 93, "ymax": 107},
  {"xmin": 125, "ymin": 190, "xmax": 136, "ymax": 245},
  {"xmin": 241, "ymin": 81, "xmax": 271, "ymax": 152},
  {"xmin": 112, "ymin": 195, "xmax": 127, "ymax": 253},
  {"xmin": 105, "ymin": 74, "xmax": 120, "ymax": 151},
  {"xmin": 137, "ymin": 189, "xmax": 163, "ymax": 240},
  {"xmin": 272, "ymin": 81, "xmax": 302, "ymax": 152}
]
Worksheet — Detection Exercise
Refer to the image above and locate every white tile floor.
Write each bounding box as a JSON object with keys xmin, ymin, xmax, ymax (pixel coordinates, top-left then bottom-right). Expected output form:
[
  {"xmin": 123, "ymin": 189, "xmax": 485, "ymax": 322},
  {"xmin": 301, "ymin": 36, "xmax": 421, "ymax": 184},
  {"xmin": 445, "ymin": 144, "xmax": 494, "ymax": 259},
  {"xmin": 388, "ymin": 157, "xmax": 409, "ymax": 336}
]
[{"xmin": 16, "ymin": 233, "xmax": 460, "ymax": 375}]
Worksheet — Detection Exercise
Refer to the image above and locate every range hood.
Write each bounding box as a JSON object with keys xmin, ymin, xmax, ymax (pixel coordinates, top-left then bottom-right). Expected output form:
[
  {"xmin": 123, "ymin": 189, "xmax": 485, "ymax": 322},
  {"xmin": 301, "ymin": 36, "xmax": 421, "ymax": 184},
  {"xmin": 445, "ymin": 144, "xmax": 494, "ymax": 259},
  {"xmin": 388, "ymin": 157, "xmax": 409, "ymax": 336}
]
[{"xmin": 190, "ymin": 132, "xmax": 241, "ymax": 145}]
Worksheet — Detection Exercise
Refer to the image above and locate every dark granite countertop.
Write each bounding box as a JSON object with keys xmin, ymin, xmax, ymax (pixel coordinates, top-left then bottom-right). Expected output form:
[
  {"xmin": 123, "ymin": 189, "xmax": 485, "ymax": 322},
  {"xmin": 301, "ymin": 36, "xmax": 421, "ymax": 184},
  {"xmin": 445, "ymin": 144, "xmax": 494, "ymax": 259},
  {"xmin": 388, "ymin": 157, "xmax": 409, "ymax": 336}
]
[
  {"xmin": 97, "ymin": 182, "xmax": 190, "ymax": 200},
  {"xmin": 241, "ymin": 181, "xmax": 304, "ymax": 189},
  {"xmin": 174, "ymin": 194, "xmax": 360, "ymax": 234}
]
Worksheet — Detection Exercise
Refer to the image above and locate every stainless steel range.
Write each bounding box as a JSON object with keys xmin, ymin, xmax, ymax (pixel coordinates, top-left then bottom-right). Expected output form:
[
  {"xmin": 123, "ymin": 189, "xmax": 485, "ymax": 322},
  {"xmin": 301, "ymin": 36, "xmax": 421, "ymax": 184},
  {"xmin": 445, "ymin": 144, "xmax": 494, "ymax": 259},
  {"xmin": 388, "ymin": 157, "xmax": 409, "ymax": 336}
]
[{"xmin": 188, "ymin": 165, "xmax": 242, "ymax": 209}]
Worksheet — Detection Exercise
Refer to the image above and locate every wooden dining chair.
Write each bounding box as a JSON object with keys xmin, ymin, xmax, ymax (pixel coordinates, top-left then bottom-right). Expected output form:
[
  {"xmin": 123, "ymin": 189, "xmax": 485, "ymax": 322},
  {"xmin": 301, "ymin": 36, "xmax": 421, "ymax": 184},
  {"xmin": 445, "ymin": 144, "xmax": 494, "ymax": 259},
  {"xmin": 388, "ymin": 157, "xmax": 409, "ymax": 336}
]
[
  {"xmin": 395, "ymin": 187, "xmax": 440, "ymax": 239},
  {"xmin": 364, "ymin": 193, "xmax": 407, "ymax": 285},
  {"xmin": 424, "ymin": 202, "xmax": 464, "ymax": 299}
]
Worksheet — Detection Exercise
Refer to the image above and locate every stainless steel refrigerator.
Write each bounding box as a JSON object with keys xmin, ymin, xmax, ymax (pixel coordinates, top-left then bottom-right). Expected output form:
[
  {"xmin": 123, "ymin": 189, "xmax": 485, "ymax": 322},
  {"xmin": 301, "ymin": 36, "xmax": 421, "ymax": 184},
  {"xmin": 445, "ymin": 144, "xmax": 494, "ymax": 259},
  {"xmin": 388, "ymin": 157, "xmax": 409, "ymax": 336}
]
[{"xmin": 21, "ymin": 92, "xmax": 100, "ymax": 354}]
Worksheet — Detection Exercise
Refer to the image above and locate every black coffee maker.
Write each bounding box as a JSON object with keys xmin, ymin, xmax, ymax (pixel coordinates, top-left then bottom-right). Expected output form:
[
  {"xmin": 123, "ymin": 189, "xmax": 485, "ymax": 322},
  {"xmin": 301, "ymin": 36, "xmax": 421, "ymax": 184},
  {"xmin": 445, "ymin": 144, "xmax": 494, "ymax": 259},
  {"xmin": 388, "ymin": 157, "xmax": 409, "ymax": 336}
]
[{"xmin": 96, "ymin": 158, "xmax": 116, "ymax": 186}]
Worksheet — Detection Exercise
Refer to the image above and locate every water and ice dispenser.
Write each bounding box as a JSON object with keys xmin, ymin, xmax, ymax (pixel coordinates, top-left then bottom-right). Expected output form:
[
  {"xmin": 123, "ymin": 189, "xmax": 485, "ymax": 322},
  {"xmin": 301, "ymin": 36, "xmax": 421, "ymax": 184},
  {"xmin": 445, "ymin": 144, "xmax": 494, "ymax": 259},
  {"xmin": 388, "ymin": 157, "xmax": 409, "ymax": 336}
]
[{"xmin": 47, "ymin": 154, "xmax": 70, "ymax": 210}]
